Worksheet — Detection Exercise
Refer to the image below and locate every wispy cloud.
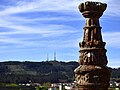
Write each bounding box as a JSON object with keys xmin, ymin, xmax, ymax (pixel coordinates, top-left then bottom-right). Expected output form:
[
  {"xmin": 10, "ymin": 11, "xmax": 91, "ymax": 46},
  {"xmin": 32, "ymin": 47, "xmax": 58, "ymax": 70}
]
[
  {"xmin": 0, "ymin": 0, "xmax": 79, "ymax": 16},
  {"xmin": 103, "ymin": 32, "xmax": 120, "ymax": 48},
  {"xmin": 108, "ymin": 60, "xmax": 120, "ymax": 68},
  {"xmin": 105, "ymin": 1, "xmax": 120, "ymax": 17},
  {"xmin": 0, "ymin": 0, "xmax": 119, "ymax": 63},
  {"xmin": 0, "ymin": 0, "xmax": 81, "ymax": 49}
]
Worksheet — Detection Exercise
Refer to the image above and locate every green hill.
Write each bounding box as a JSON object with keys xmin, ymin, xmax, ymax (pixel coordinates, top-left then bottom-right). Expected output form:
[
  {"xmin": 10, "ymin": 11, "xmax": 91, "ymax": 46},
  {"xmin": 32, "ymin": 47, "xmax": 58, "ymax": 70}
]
[
  {"xmin": 0, "ymin": 61, "xmax": 120, "ymax": 84},
  {"xmin": 0, "ymin": 61, "xmax": 79, "ymax": 84}
]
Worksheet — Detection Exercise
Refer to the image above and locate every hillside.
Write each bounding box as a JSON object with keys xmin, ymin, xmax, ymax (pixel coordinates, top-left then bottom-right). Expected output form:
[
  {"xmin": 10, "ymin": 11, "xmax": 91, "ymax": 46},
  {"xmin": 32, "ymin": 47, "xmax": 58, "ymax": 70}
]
[
  {"xmin": 0, "ymin": 61, "xmax": 79, "ymax": 84},
  {"xmin": 0, "ymin": 61, "xmax": 120, "ymax": 84}
]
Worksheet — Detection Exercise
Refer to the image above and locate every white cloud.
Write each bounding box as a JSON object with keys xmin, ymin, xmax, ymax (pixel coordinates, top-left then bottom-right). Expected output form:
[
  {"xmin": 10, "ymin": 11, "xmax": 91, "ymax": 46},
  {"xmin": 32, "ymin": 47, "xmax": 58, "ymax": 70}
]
[
  {"xmin": 105, "ymin": 1, "xmax": 120, "ymax": 17},
  {"xmin": 0, "ymin": 0, "xmax": 119, "ymax": 17},
  {"xmin": 0, "ymin": 0, "xmax": 79, "ymax": 16},
  {"xmin": 103, "ymin": 32, "xmax": 120, "ymax": 48},
  {"xmin": 0, "ymin": 0, "xmax": 82, "ymax": 50},
  {"xmin": 0, "ymin": 0, "xmax": 119, "ymax": 61},
  {"xmin": 108, "ymin": 60, "xmax": 120, "ymax": 68}
]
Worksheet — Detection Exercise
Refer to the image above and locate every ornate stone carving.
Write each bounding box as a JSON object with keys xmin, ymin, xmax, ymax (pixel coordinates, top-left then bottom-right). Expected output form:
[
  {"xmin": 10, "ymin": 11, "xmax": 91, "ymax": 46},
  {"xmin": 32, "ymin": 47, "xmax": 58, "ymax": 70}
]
[{"xmin": 74, "ymin": 1, "xmax": 111, "ymax": 90}]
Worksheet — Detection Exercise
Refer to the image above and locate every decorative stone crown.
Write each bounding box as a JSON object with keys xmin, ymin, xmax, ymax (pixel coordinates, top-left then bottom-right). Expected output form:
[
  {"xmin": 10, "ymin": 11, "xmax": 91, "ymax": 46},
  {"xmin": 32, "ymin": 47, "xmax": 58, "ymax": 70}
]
[{"xmin": 79, "ymin": 1, "xmax": 107, "ymax": 18}]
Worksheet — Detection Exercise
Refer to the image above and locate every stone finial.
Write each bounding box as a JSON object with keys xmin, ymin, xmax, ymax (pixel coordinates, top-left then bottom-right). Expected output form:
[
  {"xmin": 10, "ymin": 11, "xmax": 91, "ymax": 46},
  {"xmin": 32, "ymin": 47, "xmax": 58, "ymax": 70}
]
[
  {"xmin": 74, "ymin": 1, "xmax": 111, "ymax": 90},
  {"xmin": 79, "ymin": 1, "xmax": 107, "ymax": 18}
]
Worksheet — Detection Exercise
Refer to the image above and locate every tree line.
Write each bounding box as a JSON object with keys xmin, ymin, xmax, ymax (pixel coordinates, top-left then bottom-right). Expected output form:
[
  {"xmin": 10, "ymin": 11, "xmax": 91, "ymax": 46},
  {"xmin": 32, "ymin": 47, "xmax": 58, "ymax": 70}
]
[{"xmin": 0, "ymin": 61, "xmax": 119, "ymax": 84}]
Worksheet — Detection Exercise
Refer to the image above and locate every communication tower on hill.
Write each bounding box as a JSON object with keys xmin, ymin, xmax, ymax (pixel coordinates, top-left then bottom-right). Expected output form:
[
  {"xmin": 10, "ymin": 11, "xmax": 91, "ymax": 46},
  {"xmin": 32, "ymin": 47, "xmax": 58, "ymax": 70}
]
[
  {"xmin": 46, "ymin": 53, "xmax": 49, "ymax": 61},
  {"xmin": 54, "ymin": 51, "xmax": 57, "ymax": 61}
]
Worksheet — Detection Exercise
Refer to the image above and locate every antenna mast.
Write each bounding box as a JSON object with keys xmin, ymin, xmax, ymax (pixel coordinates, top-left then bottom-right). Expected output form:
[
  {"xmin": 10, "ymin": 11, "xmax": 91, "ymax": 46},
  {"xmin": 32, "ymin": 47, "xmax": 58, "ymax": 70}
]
[
  {"xmin": 47, "ymin": 53, "xmax": 49, "ymax": 61},
  {"xmin": 54, "ymin": 51, "xmax": 57, "ymax": 61}
]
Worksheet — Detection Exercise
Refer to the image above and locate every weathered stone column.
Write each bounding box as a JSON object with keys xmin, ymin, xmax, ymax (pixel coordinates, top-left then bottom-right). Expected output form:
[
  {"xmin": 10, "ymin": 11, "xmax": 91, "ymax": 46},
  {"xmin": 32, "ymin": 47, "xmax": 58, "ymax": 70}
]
[{"xmin": 74, "ymin": 1, "xmax": 111, "ymax": 90}]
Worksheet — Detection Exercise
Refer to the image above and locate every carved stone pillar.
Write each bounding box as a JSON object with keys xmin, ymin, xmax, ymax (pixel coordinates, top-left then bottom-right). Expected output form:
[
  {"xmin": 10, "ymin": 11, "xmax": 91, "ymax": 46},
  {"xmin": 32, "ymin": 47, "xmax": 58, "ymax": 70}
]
[{"xmin": 74, "ymin": 1, "xmax": 111, "ymax": 90}]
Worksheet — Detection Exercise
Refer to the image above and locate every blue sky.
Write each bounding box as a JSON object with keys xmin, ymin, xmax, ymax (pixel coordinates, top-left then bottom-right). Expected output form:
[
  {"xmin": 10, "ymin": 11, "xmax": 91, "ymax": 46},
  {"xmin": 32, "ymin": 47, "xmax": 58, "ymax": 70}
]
[{"xmin": 0, "ymin": 0, "xmax": 120, "ymax": 68}]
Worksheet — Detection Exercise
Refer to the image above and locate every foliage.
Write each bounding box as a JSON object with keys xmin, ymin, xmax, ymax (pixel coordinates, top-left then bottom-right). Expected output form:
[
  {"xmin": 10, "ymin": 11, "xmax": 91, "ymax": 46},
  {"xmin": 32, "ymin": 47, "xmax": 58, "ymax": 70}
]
[
  {"xmin": 108, "ymin": 88, "xmax": 118, "ymax": 90},
  {"xmin": 6, "ymin": 83, "xmax": 18, "ymax": 87},
  {"xmin": 0, "ymin": 83, "xmax": 6, "ymax": 86},
  {"xmin": 36, "ymin": 86, "xmax": 48, "ymax": 90},
  {"xmin": 0, "ymin": 61, "xmax": 79, "ymax": 84},
  {"xmin": 0, "ymin": 61, "xmax": 120, "ymax": 84},
  {"xmin": 42, "ymin": 82, "xmax": 51, "ymax": 87},
  {"xmin": 111, "ymin": 68, "xmax": 120, "ymax": 78}
]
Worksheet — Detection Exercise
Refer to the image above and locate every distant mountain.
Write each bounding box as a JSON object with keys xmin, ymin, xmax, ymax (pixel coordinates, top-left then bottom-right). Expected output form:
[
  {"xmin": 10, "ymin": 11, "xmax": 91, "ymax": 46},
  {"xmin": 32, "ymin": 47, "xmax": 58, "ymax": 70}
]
[
  {"xmin": 0, "ymin": 61, "xmax": 79, "ymax": 84},
  {"xmin": 0, "ymin": 61, "xmax": 119, "ymax": 84}
]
